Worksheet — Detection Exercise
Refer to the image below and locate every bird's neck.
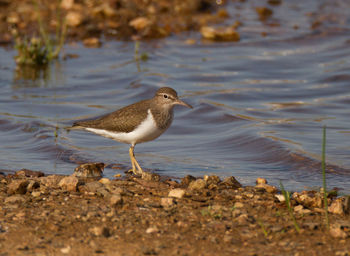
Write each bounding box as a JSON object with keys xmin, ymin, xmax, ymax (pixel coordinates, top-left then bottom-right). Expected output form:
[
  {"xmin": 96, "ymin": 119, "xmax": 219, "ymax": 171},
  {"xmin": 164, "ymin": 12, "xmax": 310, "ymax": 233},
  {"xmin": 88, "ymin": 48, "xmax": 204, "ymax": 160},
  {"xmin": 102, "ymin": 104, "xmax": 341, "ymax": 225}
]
[{"xmin": 150, "ymin": 106, "xmax": 174, "ymax": 130}]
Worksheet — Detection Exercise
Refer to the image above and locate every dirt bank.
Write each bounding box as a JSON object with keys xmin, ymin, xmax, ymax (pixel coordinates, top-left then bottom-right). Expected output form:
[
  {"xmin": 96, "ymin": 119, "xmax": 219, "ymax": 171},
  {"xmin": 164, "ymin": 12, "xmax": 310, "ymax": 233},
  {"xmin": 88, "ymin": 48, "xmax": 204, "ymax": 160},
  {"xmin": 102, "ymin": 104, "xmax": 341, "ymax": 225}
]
[{"xmin": 0, "ymin": 169, "xmax": 349, "ymax": 255}]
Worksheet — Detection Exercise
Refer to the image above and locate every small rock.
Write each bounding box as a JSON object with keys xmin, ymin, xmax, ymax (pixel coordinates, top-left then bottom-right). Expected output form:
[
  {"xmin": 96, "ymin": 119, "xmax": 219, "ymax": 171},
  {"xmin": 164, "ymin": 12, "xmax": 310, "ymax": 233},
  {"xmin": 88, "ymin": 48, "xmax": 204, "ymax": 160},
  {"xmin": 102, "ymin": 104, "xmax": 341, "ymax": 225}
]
[
  {"xmin": 31, "ymin": 191, "xmax": 41, "ymax": 197},
  {"xmin": 74, "ymin": 163, "xmax": 104, "ymax": 178},
  {"xmin": 60, "ymin": 245, "xmax": 71, "ymax": 254},
  {"xmin": 275, "ymin": 194, "xmax": 285, "ymax": 202},
  {"xmin": 146, "ymin": 226, "xmax": 159, "ymax": 234},
  {"xmin": 90, "ymin": 226, "xmax": 110, "ymax": 237},
  {"xmin": 80, "ymin": 181, "xmax": 103, "ymax": 193},
  {"xmin": 7, "ymin": 180, "xmax": 29, "ymax": 194},
  {"xmin": 5, "ymin": 195, "xmax": 25, "ymax": 204},
  {"xmin": 6, "ymin": 12, "xmax": 19, "ymax": 24},
  {"xmin": 204, "ymin": 175, "xmax": 221, "ymax": 188},
  {"xmin": 255, "ymin": 184, "xmax": 277, "ymax": 193},
  {"xmin": 330, "ymin": 224, "xmax": 348, "ymax": 239},
  {"xmin": 329, "ymin": 198, "xmax": 345, "ymax": 215},
  {"xmin": 161, "ymin": 197, "xmax": 175, "ymax": 208},
  {"xmin": 141, "ymin": 172, "xmax": 160, "ymax": 182},
  {"xmin": 168, "ymin": 188, "xmax": 185, "ymax": 199},
  {"xmin": 40, "ymin": 175, "xmax": 62, "ymax": 187},
  {"xmin": 188, "ymin": 179, "xmax": 206, "ymax": 190},
  {"xmin": 292, "ymin": 191, "xmax": 322, "ymax": 208},
  {"xmin": 294, "ymin": 205, "xmax": 304, "ymax": 212},
  {"xmin": 60, "ymin": 0, "xmax": 74, "ymax": 10},
  {"xmin": 99, "ymin": 178, "xmax": 111, "ymax": 185},
  {"xmin": 200, "ymin": 26, "xmax": 240, "ymax": 42},
  {"xmin": 83, "ymin": 37, "xmax": 102, "ymax": 48},
  {"xmin": 27, "ymin": 180, "xmax": 40, "ymax": 191},
  {"xmin": 15, "ymin": 169, "xmax": 44, "ymax": 178},
  {"xmin": 66, "ymin": 11, "xmax": 83, "ymax": 27},
  {"xmin": 180, "ymin": 175, "xmax": 196, "ymax": 187},
  {"xmin": 221, "ymin": 176, "xmax": 242, "ymax": 189},
  {"xmin": 294, "ymin": 205, "xmax": 311, "ymax": 214},
  {"xmin": 129, "ymin": 17, "xmax": 152, "ymax": 31},
  {"xmin": 58, "ymin": 176, "xmax": 79, "ymax": 192},
  {"xmin": 110, "ymin": 194, "xmax": 123, "ymax": 207},
  {"xmin": 235, "ymin": 214, "xmax": 249, "ymax": 225},
  {"xmin": 234, "ymin": 202, "xmax": 244, "ymax": 209},
  {"xmin": 256, "ymin": 177, "xmax": 267, "ymax": 185}
]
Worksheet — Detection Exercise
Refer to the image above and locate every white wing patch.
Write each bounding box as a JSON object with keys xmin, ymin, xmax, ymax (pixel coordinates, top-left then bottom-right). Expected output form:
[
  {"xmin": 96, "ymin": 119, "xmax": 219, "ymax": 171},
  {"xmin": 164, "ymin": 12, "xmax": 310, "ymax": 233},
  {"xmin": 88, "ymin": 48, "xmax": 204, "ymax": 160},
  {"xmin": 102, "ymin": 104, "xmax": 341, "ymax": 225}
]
[{"xmin": 85, "ymin": 109, "xmax": 165, "ymax": 146}]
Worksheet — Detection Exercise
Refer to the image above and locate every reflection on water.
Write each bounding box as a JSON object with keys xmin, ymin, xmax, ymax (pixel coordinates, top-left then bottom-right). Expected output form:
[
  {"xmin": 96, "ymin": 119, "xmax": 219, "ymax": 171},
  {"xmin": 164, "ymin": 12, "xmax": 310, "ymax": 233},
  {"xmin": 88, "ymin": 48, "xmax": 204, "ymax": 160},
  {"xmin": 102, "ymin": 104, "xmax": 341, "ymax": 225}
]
[
  {"xmin": 12, "ymin": 60, "xmax": 66, "ymax": 89},
  {"xmin": 1, "ymin": 0, "xmax": 350, "ymax": 193}
]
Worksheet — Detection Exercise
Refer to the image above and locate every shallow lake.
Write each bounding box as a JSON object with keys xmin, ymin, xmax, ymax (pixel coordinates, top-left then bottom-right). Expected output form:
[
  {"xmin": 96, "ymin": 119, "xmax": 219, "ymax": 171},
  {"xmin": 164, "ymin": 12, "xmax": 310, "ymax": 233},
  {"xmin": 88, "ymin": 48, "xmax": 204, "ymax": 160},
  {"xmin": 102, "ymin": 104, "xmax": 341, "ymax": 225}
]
[{"xmin": 0, "ymin": 1, "xmax": 349, "ymax": 193}]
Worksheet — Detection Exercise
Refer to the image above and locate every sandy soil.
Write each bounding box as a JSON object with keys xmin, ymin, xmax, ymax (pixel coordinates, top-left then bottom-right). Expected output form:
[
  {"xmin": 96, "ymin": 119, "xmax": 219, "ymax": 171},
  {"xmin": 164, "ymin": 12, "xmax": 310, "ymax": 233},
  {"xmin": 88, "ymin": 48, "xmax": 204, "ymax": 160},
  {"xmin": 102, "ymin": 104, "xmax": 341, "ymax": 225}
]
[{"xmin": 0, "ymin": 169, "xmax": 349, "ymax": 256}]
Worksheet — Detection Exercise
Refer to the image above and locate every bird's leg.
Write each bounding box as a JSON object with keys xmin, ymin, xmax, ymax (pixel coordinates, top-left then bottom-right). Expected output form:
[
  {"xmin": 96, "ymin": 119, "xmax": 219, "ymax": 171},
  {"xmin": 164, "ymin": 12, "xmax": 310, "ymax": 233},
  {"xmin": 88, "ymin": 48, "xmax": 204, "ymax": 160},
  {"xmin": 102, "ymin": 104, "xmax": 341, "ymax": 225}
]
[
  {"xmin": 128, "ymin": 146, "xmax": 136, "ymax": 174},
  {"xmin": 129, "ymin": 145, "xmax": 144, "ymax": 176}
]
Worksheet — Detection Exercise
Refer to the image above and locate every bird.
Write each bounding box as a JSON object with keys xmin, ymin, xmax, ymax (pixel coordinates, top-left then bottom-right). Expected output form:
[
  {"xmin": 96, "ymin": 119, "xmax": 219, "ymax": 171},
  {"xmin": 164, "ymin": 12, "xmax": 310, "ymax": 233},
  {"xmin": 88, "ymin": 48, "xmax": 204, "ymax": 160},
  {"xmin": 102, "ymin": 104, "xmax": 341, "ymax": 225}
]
[{"xmin": 71, "ymin": 87, "xmax": 192, "ymax": 176}]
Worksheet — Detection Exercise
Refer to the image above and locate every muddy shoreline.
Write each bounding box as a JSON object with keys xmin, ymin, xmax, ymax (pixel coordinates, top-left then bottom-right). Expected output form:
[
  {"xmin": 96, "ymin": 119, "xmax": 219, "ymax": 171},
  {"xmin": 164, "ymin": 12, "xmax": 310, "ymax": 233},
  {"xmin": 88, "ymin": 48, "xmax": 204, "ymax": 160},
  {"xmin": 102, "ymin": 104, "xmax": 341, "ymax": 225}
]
[
  {"xmin": 0, "ymin": 0, "xmax": 232, "ymax": 45},
  {"xmin": 0, "ymin": 168, "xmax": 349, "ymax": 255}
]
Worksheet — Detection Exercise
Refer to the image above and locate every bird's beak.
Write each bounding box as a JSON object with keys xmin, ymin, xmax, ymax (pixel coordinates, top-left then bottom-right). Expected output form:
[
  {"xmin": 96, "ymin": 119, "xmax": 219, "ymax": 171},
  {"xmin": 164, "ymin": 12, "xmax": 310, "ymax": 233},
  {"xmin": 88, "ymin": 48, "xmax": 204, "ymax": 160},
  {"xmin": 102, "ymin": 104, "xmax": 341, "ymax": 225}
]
[{"xmin": 174, "ymin": 98, "xmax": 193, "ymax": 109}]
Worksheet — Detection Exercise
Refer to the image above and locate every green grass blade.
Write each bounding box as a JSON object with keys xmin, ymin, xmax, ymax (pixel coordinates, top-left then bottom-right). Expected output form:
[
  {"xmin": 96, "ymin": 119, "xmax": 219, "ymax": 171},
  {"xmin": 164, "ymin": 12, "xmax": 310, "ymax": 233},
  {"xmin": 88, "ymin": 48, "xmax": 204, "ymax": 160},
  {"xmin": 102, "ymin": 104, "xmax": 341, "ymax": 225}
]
[
  {"xmin": 279, "ymin": 181, "xmax": 300, "ymax": 233},
  {"xmin": 322, "ymin": 125, "xmax": 329, "ymax": 230}
]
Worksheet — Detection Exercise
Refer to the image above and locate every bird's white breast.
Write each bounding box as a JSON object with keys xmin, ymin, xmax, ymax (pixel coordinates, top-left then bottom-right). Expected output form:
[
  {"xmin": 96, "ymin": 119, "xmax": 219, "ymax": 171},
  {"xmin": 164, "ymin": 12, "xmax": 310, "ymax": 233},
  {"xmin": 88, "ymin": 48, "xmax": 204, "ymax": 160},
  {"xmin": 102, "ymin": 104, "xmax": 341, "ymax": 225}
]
[{"xmin": 85, "ymin": 109, "xmax": 165, "ymax": 146}]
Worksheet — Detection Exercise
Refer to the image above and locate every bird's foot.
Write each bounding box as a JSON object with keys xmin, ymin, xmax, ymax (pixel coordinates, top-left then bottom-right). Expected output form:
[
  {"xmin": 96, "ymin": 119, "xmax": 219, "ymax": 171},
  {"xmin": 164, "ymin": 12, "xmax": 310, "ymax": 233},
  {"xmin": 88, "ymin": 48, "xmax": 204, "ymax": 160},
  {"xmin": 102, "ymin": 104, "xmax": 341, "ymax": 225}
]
[{"xmin": 126, "ymin": 168, "xmax": 143, "ymax": 176}]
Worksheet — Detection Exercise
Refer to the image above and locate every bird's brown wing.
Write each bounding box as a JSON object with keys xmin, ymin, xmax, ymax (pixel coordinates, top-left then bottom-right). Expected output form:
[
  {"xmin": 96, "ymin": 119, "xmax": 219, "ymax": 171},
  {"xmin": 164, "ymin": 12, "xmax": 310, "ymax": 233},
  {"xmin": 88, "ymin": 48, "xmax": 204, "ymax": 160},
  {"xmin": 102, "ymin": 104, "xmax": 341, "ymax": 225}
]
[{"xmin": 72, "ymin": 99, "xmax": 151, "ymax": 133}]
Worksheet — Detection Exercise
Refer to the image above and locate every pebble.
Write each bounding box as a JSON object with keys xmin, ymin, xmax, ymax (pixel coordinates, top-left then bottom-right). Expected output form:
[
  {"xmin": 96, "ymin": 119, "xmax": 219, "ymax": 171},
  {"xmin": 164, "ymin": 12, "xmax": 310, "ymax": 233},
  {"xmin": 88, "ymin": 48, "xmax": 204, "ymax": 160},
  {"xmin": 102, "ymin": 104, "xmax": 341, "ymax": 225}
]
[
  {"xmin": 180, "ymin": 175, "xmax": 196, "ymax": 187},
  {"xmin": 60, "ymin": 245, "xmax": 71, "ymax": 254},
  {"xmin": 90, "ymin": 226, "xmax": 110, "ymax": 237},
  {"xmin": 141, "ymin": 172, "xmax": 160, "ymax": 182},
  {"xmin": 328, "ymin": 198, "xmax": 345, "ymax": 215},
  {"xmin": 5, "ymin": 195, "xmax": 25, "ymax": 204},
  {"xmin": 15, "ymin": 169, "xmax": 44, "ymax": 178},
  {"xmin": 292, "ymin": 191, "xmax": 322, "ymax": 208},
  {"xmin": 31, "ymin": 191, "xmax": 41, "ymax": 197},
  {"xmin": 99, "ymin": 178, "xmax": 111, "ymax": 185},
  {"xmin": 275, "ymin": 194, "xmax": 285, "ymax": 202},
  {"xmin": 204, "ymin": 175, "xmax": 220, "ymax": 185},
  {"xmin": 60, "ymin": 0, "xmax": 74, "ymax": 10},
  {"xmin": 161, "ymin": 197, "xmax": 175, "ymax": 208},
  {"xmin": 66, "ymin": 11, "xmax": 84, "ymax": 27},
  {"xmin": 129, "ymin": 17, "xmax": 151, "ymax": 31},
  {"xmin": 80, "ymin": 181, "xmax": 103, "ymax": 193},
  {"xmin": 58, "ymin": 176, "xmax": 79, "ymax": 192},
  {"xmin": 110, "ymin": 194, "xmax": 123, "ymax": 206},
  {"xmin": 27, "ymin": 180, "xmax": 40, "ymax": 191},
  {"xmin": 168, "ymin": 188, "xmax": 185, "ymax": 199},
  {"xmin": 294, "ymin": 205, "xmax": 311, "ymax": 214},
  {"xmin": 188, "ymin": 179, "xmax": 206, "ymax": 190},
  {"xmin": 7, "ymin": 180, "xmax": 29, "ymax": 195},
  {"xmin": 222, "ymin": 176, "xmax": 242, "ymax": 189},
  {"xmin": 255, "ymin": 184, "xmax": 277, "ymax": 193},
  {"xmin": 234, "ymin": 202, "xmax": 244, "ymax": 209},
  {"xmin": 146, "ymin": 226, "xmax": 159, "ymax": 234},
  {"xmin": 256, "ymin": 177, "xmax": 267, "ymax": 185},
  {"xmin": 330, "ymin": 224, "xmax": 348, "ymax": 239},
  {"xmin": 74, "ymin": 163, "xmax": 104, "ymax": 178},
  {"xmin": 40, "ymin": 175, "xmax": 62, "ymax": 187}
]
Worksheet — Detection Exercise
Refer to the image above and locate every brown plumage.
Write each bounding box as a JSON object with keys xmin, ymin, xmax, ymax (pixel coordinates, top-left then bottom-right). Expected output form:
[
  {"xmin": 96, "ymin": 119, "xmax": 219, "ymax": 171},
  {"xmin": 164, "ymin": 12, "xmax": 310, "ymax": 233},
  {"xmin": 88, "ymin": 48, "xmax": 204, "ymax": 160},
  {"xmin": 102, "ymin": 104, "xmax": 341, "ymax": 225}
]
[{"xmin": 71, "ymin": 87, "xmax": 192, "ymax": 176}]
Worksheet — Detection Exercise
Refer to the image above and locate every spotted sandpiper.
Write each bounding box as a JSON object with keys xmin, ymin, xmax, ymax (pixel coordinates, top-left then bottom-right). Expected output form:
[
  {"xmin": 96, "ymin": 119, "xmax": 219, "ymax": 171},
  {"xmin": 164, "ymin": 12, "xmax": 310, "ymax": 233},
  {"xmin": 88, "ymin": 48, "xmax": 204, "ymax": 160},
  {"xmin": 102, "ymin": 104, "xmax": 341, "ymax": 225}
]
[{"xmin": 71, "ymin": 87, "xmax": 192, "ymax": 176}]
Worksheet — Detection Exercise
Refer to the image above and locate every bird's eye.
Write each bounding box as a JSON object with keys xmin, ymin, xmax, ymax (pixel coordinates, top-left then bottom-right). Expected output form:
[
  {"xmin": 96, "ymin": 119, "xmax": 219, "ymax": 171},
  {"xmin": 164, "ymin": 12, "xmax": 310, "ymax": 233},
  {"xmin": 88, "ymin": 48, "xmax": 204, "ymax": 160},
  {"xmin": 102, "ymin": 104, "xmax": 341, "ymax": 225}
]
[{"xmin": 163, "ymin": 94, "xmax": 168, "ymax": 99}]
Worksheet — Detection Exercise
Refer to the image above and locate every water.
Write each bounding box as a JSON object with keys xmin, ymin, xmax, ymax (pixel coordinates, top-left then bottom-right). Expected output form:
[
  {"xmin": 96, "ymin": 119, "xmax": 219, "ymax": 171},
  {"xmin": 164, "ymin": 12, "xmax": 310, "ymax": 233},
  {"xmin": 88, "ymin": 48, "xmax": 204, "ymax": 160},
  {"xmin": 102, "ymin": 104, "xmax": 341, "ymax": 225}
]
[{"xmin": 1, "ymin": 0, "xmax": 350, "ymax": 193}]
